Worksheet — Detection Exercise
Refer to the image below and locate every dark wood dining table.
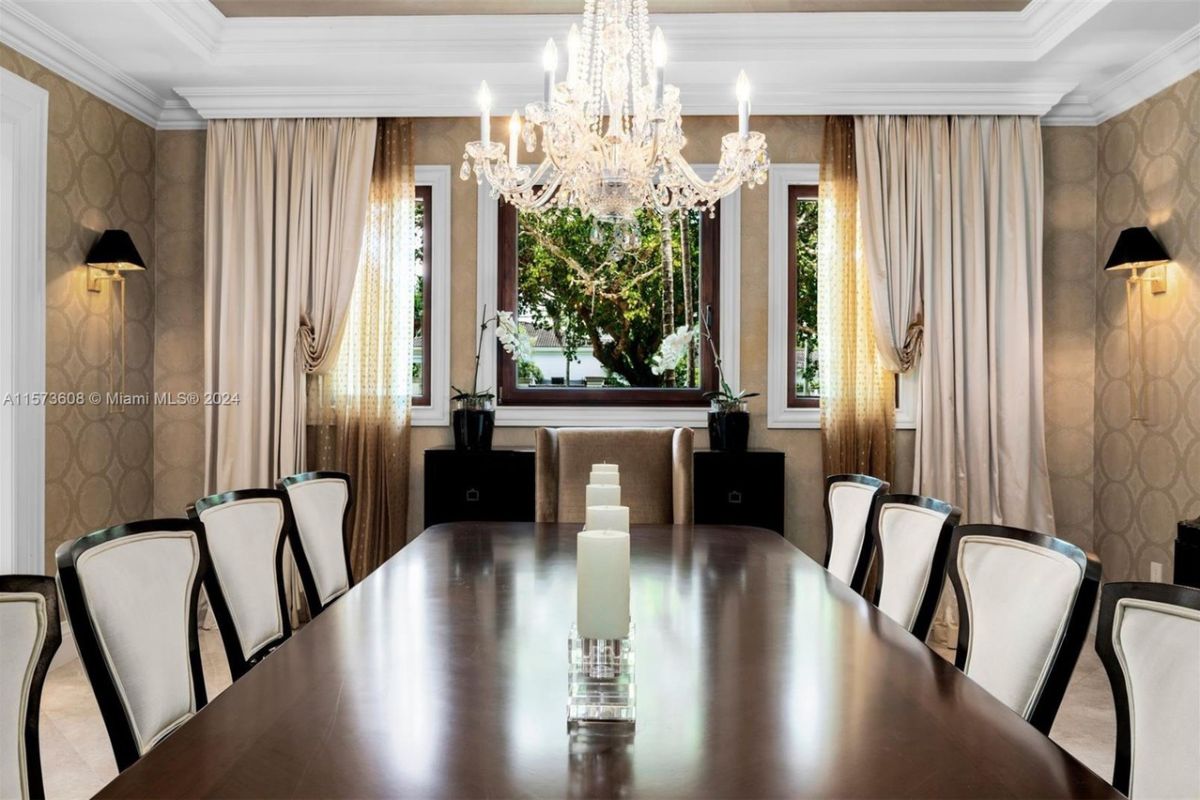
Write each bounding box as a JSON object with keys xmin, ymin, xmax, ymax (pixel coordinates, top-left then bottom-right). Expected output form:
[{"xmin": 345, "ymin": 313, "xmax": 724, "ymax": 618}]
[{"xmin": 97, "ymin": 522, "xmax": 1118, "ymax": 798}]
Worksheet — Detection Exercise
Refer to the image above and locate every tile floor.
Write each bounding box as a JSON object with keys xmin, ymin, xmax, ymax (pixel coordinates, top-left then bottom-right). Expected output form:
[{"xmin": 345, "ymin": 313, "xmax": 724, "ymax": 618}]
[{"xmin": 38, "ymin": 629, "xmax": 1116, "ymax": 799}]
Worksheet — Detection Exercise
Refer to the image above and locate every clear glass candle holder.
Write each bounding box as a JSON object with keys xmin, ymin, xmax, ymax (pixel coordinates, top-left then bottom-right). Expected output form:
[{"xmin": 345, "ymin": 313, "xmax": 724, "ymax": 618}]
[{"xmin": 567, "ymin": 622, "xmax": 636, "ymax": 725}]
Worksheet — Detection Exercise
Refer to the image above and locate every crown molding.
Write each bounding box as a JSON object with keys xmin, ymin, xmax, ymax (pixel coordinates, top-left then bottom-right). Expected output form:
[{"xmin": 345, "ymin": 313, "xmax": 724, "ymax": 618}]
[
  {"xmin": 1042, "ymin": 25, "xmax": 1200, "ymax": 125},
  {"xmin": 0, "ymin": 0, "xmax": 164, "ymax": 128},
  {"xmin": 176, "ymin": 80, "xmax": 1075, "ymax": 119},
  {"xmin": 1, "ymin": 0, "xmax": 1191, "ymax": 128}
]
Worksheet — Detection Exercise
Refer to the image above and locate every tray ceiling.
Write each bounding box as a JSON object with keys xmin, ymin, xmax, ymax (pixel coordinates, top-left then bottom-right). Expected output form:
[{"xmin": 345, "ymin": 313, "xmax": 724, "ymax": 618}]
[
  {"xmin": 1, "ymin": 0, "xmax": 1196, "ymax": 128},
  {"xmin": 210, "ymin": 0, "xmax": 1030, "ymax": 16}
]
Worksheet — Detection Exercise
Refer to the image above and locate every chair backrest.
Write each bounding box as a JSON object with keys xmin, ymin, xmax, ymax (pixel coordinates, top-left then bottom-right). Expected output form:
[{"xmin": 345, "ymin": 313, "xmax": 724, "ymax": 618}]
[
  {"xmin": 871, "ymin": 494, "xmax": 960, "ymax": 640},
  {"xmin": 534, "ymin": 427, "xmax": 694, "ymax": 525},
  {"xmin": 947, "ymin": 524, "xmax": 1100, "ymax": 733},
  {"xmin": 823, "ymin": 474, "xmax": 888, "ymax": 592},
  {"xmin": 278, "ymin": 471, "xmax": 354, "ymax": 615},
  {"xmin": 55, "ymin": 520, "xmax": 207, "ymax": 771},
  {"xmin": 1095, "ymin": 581, "xmax": 1200, "ymax": 799},
  {"xmin": 1, "ymin": 576, "xmax": 61, "ymax": 800},
  {"xmin": 189, "ymin": 489, "xmax": 293, "ymax": 679}
]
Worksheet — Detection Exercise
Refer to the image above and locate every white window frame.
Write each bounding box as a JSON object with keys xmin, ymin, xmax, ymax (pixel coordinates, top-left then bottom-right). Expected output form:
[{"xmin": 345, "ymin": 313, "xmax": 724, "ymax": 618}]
[
  {"xmin": 0, "ymin": 68, "xmax": 47, "ymax": 573},
  {"xmin": 476, "ymin": 165, "xmax": 740, "ymax": 428},
  {"xmin": 767, "ymin": 163, "xmax": 916, "ymax": 430},
  {"xmin": 410, "ymin": 165, "xmax": 451, "ymax": 426}
]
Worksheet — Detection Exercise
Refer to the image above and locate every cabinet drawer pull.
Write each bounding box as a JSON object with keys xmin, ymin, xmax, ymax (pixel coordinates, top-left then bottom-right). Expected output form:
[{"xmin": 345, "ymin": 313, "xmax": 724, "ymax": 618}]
[
  {"xmin": 728, "ymin": 491, "xmax": 743, "ymax": 505},
  {"xmin": 465, "ymin": 488, "xmax": 481, "ymax": 503}
]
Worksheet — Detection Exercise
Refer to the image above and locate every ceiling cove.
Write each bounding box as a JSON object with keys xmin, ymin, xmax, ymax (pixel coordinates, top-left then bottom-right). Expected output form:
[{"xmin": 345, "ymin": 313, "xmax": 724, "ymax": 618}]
[{"xmin": 0, "ymin": 0, "xmax": 1196, "ymax": 129}]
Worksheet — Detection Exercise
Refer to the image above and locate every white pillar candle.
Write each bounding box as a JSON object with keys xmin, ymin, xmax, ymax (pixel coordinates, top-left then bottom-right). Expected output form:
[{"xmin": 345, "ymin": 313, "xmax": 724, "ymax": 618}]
[
  {"xmin": 577, "ymin": 530, "xmax": 631, "ymax": 640},
  {"xmin": 586, "ymin": 484, "xmax": 620, "ymax": 507},
  {"xmin": 589, "ymin": 470, "xmax": 619, "ymax": 486},
  {"xmin": 585, "ymin": 505, "xmax": 629, "ymax": 533},
  {"xmin": 593, "ymin": 463, "xmax": 619, "ymax": 474}
]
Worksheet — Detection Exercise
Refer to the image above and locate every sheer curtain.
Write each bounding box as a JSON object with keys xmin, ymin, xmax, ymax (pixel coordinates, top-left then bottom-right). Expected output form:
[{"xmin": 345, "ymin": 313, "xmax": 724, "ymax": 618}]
[
  {"xmin": 818, "ymin": 116, "xmax": 895, "ymax": 481},
  {"xmin": 309, "ymin": 119, "xmax": 416, "ymax": 579}
]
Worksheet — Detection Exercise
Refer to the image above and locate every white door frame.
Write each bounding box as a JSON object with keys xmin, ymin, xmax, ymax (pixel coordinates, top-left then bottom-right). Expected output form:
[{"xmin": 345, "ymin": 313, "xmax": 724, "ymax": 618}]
[{"xmin": 0, "ymin": 67, "xmax": 47, "ymax": 574}]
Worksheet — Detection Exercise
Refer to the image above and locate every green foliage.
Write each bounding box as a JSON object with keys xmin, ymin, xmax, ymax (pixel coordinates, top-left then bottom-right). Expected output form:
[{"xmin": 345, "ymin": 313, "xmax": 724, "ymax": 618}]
[
  {"xmin": 516, "ymin": 207, "xmax": 701, "ymax": 387},
  {"xmin": 518, "ymin": 359, "xmax": 544, "ymax": 385},
  {"xmin": 794, "ymin": 198, "xmax": 820, "ymax": 396}
]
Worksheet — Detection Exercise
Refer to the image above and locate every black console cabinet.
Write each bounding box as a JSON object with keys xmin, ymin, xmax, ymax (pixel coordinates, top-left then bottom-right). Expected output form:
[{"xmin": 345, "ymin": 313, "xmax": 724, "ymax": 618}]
[
  {"xmin": 1176, "ymin": 519, "xmax": 1200, "ymax": 589},
  {"xmin": 693, "ymin": 449, "xmax": 785, "ymax": 536},
  {"xmin": 423, "ymin": 447, "xmax": 535, "ymax": 529}
]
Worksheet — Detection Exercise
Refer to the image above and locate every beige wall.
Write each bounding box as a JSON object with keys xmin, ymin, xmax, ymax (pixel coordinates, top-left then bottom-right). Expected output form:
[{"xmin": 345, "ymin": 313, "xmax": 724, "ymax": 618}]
[
  {"xmin": 1093, "ymin": 73, "xmax": 1200, "ymax": 581},
  {"xmin": 153, "ymin": 131, "xmax": 207, "ymax": 516},
  {"xmin": 1, "ymin": 45, "xmax": 158, "ymax": 572},
  {"xmin": 1042, "ymin": 126, "xmax": 1099, "ymax": 551}
]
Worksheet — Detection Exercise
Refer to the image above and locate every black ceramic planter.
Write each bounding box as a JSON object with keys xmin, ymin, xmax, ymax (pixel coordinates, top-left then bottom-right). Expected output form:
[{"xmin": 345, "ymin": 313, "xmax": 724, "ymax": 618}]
[
  {"xmin": 453, "ymin": 408, "xmax": 495, "ymax": 451},
  {"xmin": 708, "ymin": 410, "xmax": 750, "ymax": 452}
]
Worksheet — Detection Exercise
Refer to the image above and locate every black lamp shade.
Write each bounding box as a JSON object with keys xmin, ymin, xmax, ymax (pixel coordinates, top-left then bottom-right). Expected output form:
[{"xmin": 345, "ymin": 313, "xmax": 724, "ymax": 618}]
[
  {"xmin": 85, "ymin": 229, "xmax": 146, "ymax": 272},
  {"xmin": 1103, "ymin": 226, "xmax": 1169, "ymax": 271}
]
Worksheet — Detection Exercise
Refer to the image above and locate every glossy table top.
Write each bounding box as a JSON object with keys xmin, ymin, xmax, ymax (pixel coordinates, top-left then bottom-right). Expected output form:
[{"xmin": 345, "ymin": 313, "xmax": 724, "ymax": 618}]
[{"xmin": 97, "ymin": 523, "xmax": 1117, "ymax": 798}]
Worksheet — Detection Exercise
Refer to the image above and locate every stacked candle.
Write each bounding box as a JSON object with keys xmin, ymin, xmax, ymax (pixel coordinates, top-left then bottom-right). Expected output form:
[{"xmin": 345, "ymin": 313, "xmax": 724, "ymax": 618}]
[
  {"xmin": 577, "ymin": 462, "xmax": 631, "ymax": 640},
  {"xmin": 577, "ymin": 530, "xmax": 630, "ymax": 640}
]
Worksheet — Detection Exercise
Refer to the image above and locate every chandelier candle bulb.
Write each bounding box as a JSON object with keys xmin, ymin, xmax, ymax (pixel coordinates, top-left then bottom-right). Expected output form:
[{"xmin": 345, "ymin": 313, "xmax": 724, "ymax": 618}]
[
  {"xmin": 543, "ymin": 38, "xmax": 558, "ymax": 103},
  {"xmin": 586, "ymin": 505, "xmax": 630, "ymax": 533},
  {"xmin": 478, "ymin": 81, "xmax": 492, "ymax": 143},
  {"xmin": 576, "ymin": 530, "xmax": 631, "ymax": 641},
  {"xmin": 736, "ymin": 70, "xmax": 751, "ymax": 138},
  {"xmin": 586, "ymin": 484, "xmax": 621, "ymax": 507}
]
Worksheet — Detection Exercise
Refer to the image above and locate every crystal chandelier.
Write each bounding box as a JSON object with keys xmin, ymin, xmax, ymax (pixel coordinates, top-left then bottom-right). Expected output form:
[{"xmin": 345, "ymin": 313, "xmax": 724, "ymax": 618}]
[{"xmin": 460, "ymin": 0, "xmax": 769, "ymax": 252}]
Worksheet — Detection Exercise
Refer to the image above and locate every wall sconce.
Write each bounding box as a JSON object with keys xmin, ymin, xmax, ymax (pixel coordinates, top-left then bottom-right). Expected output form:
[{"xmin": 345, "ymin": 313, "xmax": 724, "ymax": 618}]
[
  {"xmin": 85, "ymin": 229, "xmax": 146, "ymax": 404},
  {"xmin": 1103, "ymin": 226, "xmax": 1169, "ymax": 421}
]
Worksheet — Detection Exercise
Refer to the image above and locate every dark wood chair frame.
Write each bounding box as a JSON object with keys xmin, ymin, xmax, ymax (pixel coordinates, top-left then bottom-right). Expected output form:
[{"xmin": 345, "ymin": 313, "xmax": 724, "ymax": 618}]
[
  {"xmin": 277, "ymin": 471, "xmax": 355, "ymax": 617},
  {"xmin": 55, "ymin": 519, "xmax": 209, "ymax": 772},
  {"xmin": 946, "ymin": 524, "xmax": 1101, "ymax": 734},
  {"xmin": 1, "ymin": 575, "xmax": 61, "ymax": 800},
  {"xmin": 1094, "ymin": 580, "xmax": 1200, "ymax": 796},
  {"xmin": 188, "ymin": 489, "xmax": 295, "ymax": 680},
  {"xmin": 870, "ymin": 494, "xmax": 961, "ymax": 642},
  {"xmin": 822, "ymin": 474, "xmax": 889, "ymax": 594}
]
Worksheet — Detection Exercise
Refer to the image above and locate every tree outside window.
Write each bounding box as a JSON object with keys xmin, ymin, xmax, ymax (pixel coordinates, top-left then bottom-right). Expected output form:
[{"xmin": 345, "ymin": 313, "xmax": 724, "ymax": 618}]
[{"xmin": 497, "ymin": 200, "xmax": 719, "ymax": 406}]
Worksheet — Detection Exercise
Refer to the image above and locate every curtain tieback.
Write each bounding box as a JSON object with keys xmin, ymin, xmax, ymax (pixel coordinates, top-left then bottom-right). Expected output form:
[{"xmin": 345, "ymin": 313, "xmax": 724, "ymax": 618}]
[{"xmin": 897, "ymin": 316, "xmax": 924, "ymax": 372}]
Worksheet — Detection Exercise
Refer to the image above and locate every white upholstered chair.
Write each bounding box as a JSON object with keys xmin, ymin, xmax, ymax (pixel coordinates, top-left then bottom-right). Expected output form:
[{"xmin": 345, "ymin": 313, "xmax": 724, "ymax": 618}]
[
  {"xmin": 870, "ymin": 494, "xmax": 961, "ymax": 641},
  {"xmin": 946, "ymin": 525, "xmax": 1100, "ymax": 733},
  {"xmin": 1096, "ymin": 581, "xmax": 1200, "ymax": 799},
  {"xmin": 1, "ymin": 576, "xmax": 61, "ymax": 800},
  {"xmin": 55, "ymin": 520, "xmax": 208, "ymax": 770},
  {"xmin": 278, "ymin": 471, "xmax": 354, "ymax": 617},
  {"xmin": 822, "ymin": 474, "xmax": 888, "ymax": 593},
  {"xmin": 189, "ymin": 489, "xmax": 293, "ymax": 679}
]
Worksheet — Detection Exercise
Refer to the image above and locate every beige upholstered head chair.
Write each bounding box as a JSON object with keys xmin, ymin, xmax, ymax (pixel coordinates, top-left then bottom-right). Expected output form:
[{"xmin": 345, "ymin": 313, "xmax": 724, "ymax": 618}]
[{"xmin": 535, "ymin": 427, "xmax": 694, "ymax": 524}]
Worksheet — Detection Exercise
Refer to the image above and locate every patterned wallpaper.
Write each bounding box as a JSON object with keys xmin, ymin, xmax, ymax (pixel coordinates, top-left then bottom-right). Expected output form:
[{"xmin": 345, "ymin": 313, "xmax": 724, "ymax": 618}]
[
  {"xmin": 1094, "ymin": 72, "xmax": 1200, "ymax": 581},
  {"xmin": 1, "ymin": 45, "xmax": 158, "ymax": 573},
  {"xmin": 1042, "ymin": 126, "xmax": 1099, "ymax": 551},
  {"xmin": 153, "ymin": 132, "xmax": 207, "ymax": 517}
]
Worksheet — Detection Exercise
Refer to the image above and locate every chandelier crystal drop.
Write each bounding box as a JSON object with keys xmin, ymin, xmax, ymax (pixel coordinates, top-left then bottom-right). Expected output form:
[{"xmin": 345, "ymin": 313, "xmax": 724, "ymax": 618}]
[{"xmin": 460, "ymin": 0, "xmax": 769, "ymax": 250}]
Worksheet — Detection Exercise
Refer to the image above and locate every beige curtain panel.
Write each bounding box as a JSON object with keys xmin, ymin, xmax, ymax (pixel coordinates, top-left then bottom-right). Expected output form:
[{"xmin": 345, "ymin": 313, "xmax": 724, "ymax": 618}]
[
  {"xmin": 914, "ymin": 115, "xmax": 1055, "ymax": 533},
  {"xmin": 204, "ymin": 117, "xmax": 377, "ymax": 495},
  {"xmin": 854, "ymin": 115, "xmax": 950, "ymax": 373},
  {"xmin": 817, "ymin": 115, "xmax": 895, "ymax": 482},
  {"xmin": 309, "ymin": 119, "xmax": 416, "ymax": 578}
]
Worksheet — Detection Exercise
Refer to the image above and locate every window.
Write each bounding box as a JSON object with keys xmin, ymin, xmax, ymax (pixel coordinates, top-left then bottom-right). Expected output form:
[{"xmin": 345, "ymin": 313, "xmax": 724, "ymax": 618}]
[
  {"xmin": 410, "ymin": 184, "xmax": 433, "ymax": 406},
  {"xmin": 768, "ymin": 164, "xmax": 914, "ymax": 429},
  {"xmin": 411, "ymin": 167, "xmax": 451, "ymax": 426},
  {"xmin": 495, "ymin": 200, "xmax": 720, "ymax": 406},
  {"xmin": 788, "ymin": 184, "xmax": 819, "ymax": 407}
]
